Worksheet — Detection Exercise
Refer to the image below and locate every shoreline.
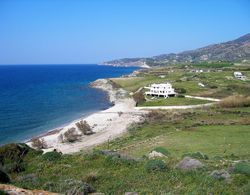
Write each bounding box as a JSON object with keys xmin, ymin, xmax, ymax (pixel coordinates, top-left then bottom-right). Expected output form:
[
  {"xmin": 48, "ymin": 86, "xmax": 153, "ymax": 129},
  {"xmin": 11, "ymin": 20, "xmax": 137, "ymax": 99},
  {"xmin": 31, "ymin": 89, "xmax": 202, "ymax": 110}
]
[{"xmin": 26, "ymin": 77, "xmax": 146, "ymax": 154}]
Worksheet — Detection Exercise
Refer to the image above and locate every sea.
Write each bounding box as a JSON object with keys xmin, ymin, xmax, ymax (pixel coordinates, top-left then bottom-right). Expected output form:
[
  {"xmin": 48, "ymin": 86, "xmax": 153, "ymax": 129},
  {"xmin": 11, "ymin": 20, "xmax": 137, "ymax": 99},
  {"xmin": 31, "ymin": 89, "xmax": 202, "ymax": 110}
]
[{"xmin": 0, "ymin": 64, "xmax": 138, "ymax": 145}]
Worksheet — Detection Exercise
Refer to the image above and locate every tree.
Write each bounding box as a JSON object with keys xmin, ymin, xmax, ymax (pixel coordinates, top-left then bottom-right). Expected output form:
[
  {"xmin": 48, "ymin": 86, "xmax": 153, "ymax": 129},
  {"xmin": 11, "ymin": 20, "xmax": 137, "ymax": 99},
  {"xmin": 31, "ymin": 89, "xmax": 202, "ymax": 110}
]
[
  {"xmin": 75, "ymin": 120, "xmax": 93, "ymax": 135},
  {"xmin": 63, "ymin": 128, "xmax": 81, "ymax": 143},
  {"xmin": 31, "ymin": 138, "xmax": 48, "ymax": 149}
]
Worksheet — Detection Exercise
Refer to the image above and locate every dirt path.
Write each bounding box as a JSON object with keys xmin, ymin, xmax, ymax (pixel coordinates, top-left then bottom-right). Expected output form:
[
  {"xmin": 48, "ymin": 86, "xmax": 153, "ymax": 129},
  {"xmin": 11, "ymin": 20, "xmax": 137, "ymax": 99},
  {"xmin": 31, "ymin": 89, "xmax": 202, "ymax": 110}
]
[{"xmin": 135, "ymin": 102, "xmax": 216, "ymax": 110}]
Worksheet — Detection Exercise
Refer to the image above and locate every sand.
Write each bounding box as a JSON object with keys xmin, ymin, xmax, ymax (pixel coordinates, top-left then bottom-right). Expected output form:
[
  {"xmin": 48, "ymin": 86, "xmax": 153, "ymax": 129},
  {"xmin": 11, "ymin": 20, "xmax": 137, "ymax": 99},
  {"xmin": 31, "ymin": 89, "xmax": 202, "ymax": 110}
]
[{"xmin": 27, "ymin": 79, "xmax": 146, "ymax": 154}]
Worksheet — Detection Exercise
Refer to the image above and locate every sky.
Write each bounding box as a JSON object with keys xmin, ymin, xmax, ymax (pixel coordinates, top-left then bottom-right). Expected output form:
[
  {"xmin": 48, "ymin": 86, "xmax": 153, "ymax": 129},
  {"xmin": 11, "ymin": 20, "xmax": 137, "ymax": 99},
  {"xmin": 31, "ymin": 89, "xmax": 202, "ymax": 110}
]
[{"xmin": 0, "ymin": 0, "xmax": 249, "ymax": 65}]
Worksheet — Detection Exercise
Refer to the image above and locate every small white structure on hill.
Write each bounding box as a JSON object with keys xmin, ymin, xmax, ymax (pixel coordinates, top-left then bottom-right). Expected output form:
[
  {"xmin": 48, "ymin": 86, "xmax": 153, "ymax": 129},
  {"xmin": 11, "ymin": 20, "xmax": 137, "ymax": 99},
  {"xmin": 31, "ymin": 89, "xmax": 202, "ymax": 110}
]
[
  {"xmin": 145, "ymin": 83, "xmax": 176, "ymax": 98},
  {"xmin": 234, "ymin": 72, "xmax": 246, "ymax": 80}
]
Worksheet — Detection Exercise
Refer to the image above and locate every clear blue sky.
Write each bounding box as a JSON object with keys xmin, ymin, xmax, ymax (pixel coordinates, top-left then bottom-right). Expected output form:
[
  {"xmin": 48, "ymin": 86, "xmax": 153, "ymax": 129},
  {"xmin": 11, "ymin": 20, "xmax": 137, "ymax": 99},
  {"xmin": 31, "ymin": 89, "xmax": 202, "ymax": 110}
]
[{"xmin": 0, "ymin": 0, "xmax": 249, "ymax": 64}]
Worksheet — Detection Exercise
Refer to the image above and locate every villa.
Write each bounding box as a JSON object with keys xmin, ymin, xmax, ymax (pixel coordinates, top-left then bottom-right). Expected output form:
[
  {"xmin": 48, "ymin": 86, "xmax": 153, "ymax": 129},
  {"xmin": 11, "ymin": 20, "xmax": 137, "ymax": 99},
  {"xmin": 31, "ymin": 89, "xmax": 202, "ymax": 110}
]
[
  {"xmin": 234, "ymin": 71, "xmax": 246, "ymax": 80},
  {"xmin": 145, "ymin": 83, "xmax": 176, "ymax": 98}
]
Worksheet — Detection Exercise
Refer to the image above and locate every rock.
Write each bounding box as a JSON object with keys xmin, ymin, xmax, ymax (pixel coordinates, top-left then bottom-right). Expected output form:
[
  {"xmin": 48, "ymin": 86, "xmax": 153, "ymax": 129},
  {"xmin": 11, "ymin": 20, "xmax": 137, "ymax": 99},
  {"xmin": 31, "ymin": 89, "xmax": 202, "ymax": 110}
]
[
  {"xmin": 90, "ymin": 193, "xmax": 105, "ymax": 195},
  {"xmin": 176, "ymin": 157, "xmax": 204, "ymax": 170},
  {"xmin": 0, "ymin": 184, "xmax": 58, "ymax": 194},
  {"xmin": 148, "ymin": 151, "xmax": 165, "ymax": 159},
  {"xmin": 227, "ymin": 166, "xmax": 235, "ymax": 174},
  {"xmin": 210, "ymin": 169, "xmax": 231, "ymax": 182},
  {"xmin": 0, "ymin": 170, "xmax": 10, "ymax": 183},
  {"xmin": 125, "ymin": 192, "xmax": 138, "ymax": 195}
]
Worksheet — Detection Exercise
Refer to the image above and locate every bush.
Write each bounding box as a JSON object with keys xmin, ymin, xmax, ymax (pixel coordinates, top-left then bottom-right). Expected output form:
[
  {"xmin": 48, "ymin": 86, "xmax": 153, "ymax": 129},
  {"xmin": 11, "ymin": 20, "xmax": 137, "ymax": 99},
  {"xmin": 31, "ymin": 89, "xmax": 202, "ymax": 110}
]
[
  {"xmin": 133, "ymin": 90, "xmax": 145, "ymax": 106},
  {"xmin": 63, "ymin": 179, "xmax": 95, "ymax": 194},
  {"xmin": 0, "ymin": 190, "xmax": 8, "ymax": 195},
  {"xmin": 146, "ymin": 111, "xmax": 165, "ymax": 122},
  {"xmin": 75, "ymin": 120, "xmax": 93, "ymax": 135},
  {"xmin": 42, "ymin": 151, "xmax": 62, "ymax": 162},
  {"xmin": 0, "ymin": 169, "xmax": 10, "ymax": 183},
  {"xmin": 153, "ymin": 147, "xmax": 170, "ymax": 156},
  {"xmin": 209, "ymin": 85, "xmax": 218, "ymax": 89},
  {"xmin": 145, "ymin": 159, "xmax": 167, "ymax": 172},
  {"xmin": 234, "ymin": 162, "xmax": 250, "ymax": 176},
  {"xmin": 63, "ymin": 128, "xmax": 81, "ymax": 143},
  {"xmin": 83, "ymin": 171, "xmax": 98, "ymax": 183},
  {"xmin": 31, "ymin": 138, "xmax": 48, "ymax": 149},
  {"xmin": 218, "ymin": 95, "xmax": 250, "ymax": 108},
  {"xmin": 175, "ymin": 88, "xmax": 187, "ymax": 94},
  {"xmin": 43, "ymin": 179, "xmax": 95, "ymax": 194},
  {"xmin": 177, "ymin": 94, "xmax": 185, "ymax": 98},
  {"xmin": 182, "ymin": 152, "xmax": 209, "ymax": 160},
  {"xmin": 0, "ymin": 143, "xmax": 33, "ymax": 173}
]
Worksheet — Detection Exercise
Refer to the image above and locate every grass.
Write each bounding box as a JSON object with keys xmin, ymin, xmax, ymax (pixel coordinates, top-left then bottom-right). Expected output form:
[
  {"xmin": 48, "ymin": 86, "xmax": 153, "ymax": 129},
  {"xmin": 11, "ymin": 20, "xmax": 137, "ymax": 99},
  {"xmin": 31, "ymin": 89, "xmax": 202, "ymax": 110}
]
[
  {"xmin": 218, "ymin": 95, "xmax": 250, "ymax": 108},
  {"xmin": 140, "ymin": 97, "xmax": 211, "ymax": 106},
  {"xmin": 111, "ymin": 66, "xmax": 250, "ymax": 99}
]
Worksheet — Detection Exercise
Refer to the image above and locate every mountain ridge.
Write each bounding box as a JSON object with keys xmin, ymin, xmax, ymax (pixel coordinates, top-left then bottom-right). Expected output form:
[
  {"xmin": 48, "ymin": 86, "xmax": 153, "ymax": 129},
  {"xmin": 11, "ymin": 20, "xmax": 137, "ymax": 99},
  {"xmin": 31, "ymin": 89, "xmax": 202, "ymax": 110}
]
[{"xmin": 103, "ymin": 33, "xmax": 250, "ymax": 67}]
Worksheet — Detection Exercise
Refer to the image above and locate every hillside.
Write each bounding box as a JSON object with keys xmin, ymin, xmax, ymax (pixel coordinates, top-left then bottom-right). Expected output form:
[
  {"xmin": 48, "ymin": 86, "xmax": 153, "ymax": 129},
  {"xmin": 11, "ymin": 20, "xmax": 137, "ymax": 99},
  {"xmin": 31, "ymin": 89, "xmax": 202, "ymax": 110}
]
[{"xmin": 103, "ymin": 33, "xmax": 250, "ymax": 67}]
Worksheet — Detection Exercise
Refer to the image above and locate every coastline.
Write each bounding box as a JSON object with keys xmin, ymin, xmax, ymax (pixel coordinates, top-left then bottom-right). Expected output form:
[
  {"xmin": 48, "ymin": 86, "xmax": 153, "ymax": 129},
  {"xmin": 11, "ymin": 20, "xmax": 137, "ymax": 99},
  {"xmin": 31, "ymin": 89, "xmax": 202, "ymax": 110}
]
[{"xmin": 26, "ymin": 77, "xmax": 146, "ymax": 154}]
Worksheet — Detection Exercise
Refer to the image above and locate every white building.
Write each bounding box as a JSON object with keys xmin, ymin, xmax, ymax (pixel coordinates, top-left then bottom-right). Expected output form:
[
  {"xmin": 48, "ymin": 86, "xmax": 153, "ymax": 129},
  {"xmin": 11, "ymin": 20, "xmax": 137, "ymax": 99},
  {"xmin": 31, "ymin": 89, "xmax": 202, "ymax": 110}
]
[
  {"xmin": 145, "ymin": 83, "xmax": 176, "ymax": 98},
  {"xmin": 234, "ymin": 72, "xmax": 246, "ymax": 80}
]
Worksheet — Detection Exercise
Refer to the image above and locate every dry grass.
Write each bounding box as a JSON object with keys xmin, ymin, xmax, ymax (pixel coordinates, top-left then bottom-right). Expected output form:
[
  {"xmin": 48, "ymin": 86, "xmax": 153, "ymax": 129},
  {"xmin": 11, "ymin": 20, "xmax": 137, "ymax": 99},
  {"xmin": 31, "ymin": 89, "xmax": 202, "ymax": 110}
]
[{"xmin": 218, "ymin": 95, "xmax": 250, "ymax": 108}]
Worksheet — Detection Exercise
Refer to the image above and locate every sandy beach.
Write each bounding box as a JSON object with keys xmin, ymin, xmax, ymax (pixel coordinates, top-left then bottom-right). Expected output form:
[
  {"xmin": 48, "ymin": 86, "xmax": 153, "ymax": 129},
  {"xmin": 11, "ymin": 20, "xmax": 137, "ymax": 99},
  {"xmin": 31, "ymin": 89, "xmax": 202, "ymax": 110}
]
[{"xmin": 27, "ymin": 78, "xmax": 146, "ymax": 154}]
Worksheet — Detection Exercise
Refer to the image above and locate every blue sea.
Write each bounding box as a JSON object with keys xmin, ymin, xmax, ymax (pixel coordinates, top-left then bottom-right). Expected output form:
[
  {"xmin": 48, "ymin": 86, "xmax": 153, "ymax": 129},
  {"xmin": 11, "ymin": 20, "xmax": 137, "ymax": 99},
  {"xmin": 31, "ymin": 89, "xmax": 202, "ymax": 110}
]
[{"xmin": 0, "ymin": 65, "xmax": 137, "ymax": 145}]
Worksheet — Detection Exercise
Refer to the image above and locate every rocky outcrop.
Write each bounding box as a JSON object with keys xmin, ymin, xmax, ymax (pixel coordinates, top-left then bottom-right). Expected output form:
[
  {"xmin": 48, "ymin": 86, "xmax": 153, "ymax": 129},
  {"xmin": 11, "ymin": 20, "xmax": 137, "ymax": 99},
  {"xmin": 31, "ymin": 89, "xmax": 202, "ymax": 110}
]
[
  {"xmin": 176, "ymin": 157, "xmax": 204, "ymax": 170},
  {"xmin": 148, "ymin": 151, "xmax": 166, "ymax": 159},
  {"xmin": 0, "ymin": 184, "xmax": 59, "ymax": 195},
  {"xmin": 210, "ymin": 169, "xmax": 231, "ymax": 182}
]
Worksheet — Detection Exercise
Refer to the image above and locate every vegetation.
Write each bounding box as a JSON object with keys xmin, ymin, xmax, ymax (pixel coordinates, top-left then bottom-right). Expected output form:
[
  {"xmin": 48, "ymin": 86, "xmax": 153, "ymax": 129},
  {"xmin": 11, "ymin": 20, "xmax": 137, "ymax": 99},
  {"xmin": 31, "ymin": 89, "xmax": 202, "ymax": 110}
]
[
  {"xmin": 191, "ymin": 61, "xmax": 234, "ymax": 68},
  {"xmin": 63, "ymin": 127, "xmax": 81, "ymax": 142},
  {"xmin": 144, "ymin": 159, "xmax": 167, "ymax": 172},
  {"xmin": 141, "ymin": 97, "xmax": 211, "ymax": 107},
  {"xmin": 235, "ymin": 162, "xmax": 250, "ymax": 176},
  {"xmin": 132, "ymin": 90, "xmax": 145, "ymax": 106},
  {"xmin": 75, "ymin": 120, "xmax": 93, "ymax": 135},
  {"xmin": 152, "ymin": 147, "xmax": 170, "ymax": 156},
  {"xmin": 41, "ymin": 151, "xmax": 62, "ymax": 162},
  {"xmin": 31, "ymin": 138, "xmax": 48, "ymax": 149},
  {"xmin": 218, "ymin": 95, "xmax": 250, "ymax": 108},
  {"xmin": 111, "ymin": 66, "xmax": 250, "ymax": 100}
]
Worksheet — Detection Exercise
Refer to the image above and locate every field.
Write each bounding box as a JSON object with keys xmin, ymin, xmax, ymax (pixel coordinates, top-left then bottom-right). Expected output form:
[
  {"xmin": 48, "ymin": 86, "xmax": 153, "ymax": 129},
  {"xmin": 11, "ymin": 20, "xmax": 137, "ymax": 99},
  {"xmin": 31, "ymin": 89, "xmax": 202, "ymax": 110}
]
[
  {"xmin": 112, "ymin": 65, "xmax": 250, "ymax": 99},
  {"xmin": 140, "ymin": 97, "xmax": 211, "ymax": 106}
]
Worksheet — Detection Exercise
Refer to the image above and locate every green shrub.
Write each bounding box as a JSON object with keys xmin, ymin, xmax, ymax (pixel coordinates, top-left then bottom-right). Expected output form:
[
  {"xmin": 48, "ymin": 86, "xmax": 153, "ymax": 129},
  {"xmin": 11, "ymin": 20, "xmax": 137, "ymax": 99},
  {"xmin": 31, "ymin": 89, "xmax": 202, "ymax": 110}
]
[
  {"xmin": 0, "ymin": 143, "xmax": 34, "ymax": 173},
  {"xmin": 42, "ymin": 151, "xmax": 62, "ymax": 162},
  {"xmin": 153, "ymin": 147, "xmax": 170, "ymax": 156},
  {"xmin": 209, "ymin": 85, "xmax": 218, "ymax": 89},
  {"xmin": 145, "ymin": 159, "xmax": 167, "ymax": 172},
  {"xmin": 177, "ymin": 94, "xmax": 185, "ymax": 98},
  {"xmin": 182, "ymin": 152, "xmax": 209, "ymax": 160},
  {"xmin": 105, "ymin": 155, "xmax": 137, "ymax": 166},
  {"xmin": 175, "ymin": 88, "xmax": 187, "ymax": 94},
  {"xmin": 0, "ymin": 169, "xmax": 10, "ymax": 183},
  {"xmin": 234, "ymin": 162, "xmax": 250, "ymax": 176},
  {"xmin": 0, "ymin": 190, "xmax": 8, "ymax": 195}
]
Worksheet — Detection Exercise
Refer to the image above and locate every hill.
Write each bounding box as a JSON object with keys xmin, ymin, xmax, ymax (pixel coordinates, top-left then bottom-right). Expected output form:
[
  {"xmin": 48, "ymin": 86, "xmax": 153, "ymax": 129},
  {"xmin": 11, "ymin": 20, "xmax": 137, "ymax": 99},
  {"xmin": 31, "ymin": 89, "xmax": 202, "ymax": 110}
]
[{"xmin": 103, "ymin": 33, "xmax": 250, "ymax": 67}]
